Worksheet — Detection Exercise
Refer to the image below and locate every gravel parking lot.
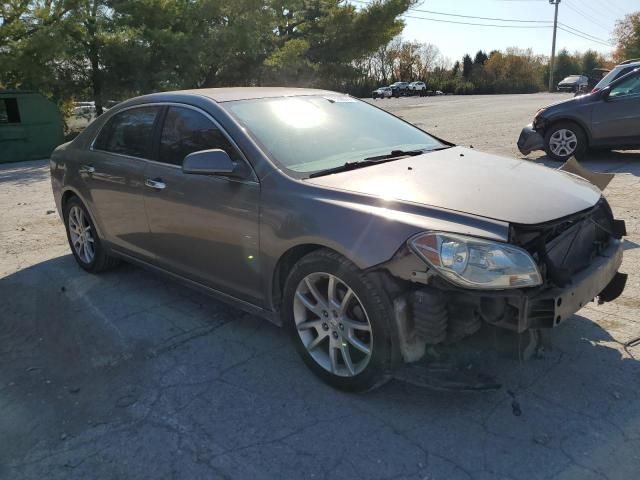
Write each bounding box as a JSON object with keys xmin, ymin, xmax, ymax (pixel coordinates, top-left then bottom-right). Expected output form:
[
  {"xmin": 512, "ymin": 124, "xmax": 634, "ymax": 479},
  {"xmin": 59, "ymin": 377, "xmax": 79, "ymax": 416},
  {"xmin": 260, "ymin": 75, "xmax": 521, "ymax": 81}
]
[{"xmin": 2, "ymin": 92, "xmax": 640, "ymax": 479}]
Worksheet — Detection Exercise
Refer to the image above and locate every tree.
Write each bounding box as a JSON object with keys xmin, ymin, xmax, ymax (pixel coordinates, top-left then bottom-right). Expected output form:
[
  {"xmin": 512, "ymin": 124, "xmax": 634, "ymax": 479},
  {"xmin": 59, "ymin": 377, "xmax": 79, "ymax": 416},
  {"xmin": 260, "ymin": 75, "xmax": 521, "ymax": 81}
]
[
  {"xmin": 613, "ymin": 11, "xmax": 640, "ymax": 61},
  {"xmin": 265, "ymin": 0, "xmax": 412, "ymax": 87},
  {"xmin": 451, "ymin": 60, "xmax": 460, "ymax": 77},
  {"xmin": 462, "ymin": 54, "xmax": 473, "ymax": 79},
  {"xmin": 552, "ymin": 48, "xmax": 581, "ymax": 86},
  {"xmin": 581, "ymin": 49, "xmax": 601, "ymax": 74},
  {"xmin": 473, "ymin": 50, "xmax": 488, "ymax": 65}
]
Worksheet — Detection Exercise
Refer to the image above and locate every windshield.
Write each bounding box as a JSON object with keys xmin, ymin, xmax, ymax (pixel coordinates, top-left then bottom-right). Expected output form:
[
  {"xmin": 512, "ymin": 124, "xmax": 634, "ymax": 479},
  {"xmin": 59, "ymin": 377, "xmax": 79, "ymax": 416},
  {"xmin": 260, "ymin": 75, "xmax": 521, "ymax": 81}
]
[
  {"xmin": 562, "ymin": 76, "xmax": 582, "ymax": 82},
  {"xmin": 595, "ymin": 66, "xmax": 635, "ymax": 90},
  {"xmin": 225, "ymin": 96, "xmax": 444, "ymax": 176}
]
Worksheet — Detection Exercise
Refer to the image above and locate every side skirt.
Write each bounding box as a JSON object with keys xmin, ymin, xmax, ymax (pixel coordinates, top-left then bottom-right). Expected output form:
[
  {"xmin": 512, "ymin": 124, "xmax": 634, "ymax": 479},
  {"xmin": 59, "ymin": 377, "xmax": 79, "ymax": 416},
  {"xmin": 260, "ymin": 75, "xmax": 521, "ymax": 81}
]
[{"xmin": 111, "ymin": 249, "xmax": 281, "ymax": 326}]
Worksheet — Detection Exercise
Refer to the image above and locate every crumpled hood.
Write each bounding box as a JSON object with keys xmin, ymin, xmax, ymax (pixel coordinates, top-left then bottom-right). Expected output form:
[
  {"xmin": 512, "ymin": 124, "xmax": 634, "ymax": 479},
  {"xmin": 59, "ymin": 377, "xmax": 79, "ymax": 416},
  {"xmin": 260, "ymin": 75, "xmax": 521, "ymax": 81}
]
[{"xmin": 305, "ymin": 146, "xmax": 602, "ymax": 225}]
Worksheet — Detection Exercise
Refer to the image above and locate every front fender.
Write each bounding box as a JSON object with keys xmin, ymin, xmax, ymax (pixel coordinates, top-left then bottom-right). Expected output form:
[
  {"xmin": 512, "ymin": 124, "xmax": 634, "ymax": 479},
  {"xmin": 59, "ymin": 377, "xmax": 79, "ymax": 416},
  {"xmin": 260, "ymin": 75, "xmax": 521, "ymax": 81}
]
[{"xmin": 259, "ymin": 178, "xmax": 508, "ymax": 310}]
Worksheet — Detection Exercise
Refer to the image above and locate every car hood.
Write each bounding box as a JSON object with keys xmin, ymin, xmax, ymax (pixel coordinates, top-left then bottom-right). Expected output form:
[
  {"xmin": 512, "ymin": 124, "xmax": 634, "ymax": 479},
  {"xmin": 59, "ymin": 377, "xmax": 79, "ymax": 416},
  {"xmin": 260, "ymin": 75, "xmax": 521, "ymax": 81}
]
[{"xmin": 305, "ymin": 147, "xmax": 601, "ymax": 225}]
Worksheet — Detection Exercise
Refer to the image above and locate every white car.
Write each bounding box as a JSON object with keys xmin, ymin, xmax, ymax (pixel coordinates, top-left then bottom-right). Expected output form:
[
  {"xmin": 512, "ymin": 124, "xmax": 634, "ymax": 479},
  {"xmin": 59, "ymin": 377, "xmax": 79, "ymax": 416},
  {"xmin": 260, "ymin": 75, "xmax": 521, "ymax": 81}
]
[
  {"xmin": 372, "ymin": 87, "xmax": 392, "ymax": 99},
  {"xmin": 409, "ymin": 81, "xmax": 426, "ymax": 92}
]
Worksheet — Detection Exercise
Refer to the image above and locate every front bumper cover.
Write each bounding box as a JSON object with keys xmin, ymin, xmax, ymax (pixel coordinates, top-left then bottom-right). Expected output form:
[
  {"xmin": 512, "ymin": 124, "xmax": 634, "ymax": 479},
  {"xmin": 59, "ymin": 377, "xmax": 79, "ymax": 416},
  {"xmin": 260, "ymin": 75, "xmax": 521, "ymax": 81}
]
[
  {"xmin": 517, "ymin": 124, "xmax": 545, "ymax": 155},
  {"xmin": 521, "ymin": 238, "xmax": 625, "ymax": 330}
]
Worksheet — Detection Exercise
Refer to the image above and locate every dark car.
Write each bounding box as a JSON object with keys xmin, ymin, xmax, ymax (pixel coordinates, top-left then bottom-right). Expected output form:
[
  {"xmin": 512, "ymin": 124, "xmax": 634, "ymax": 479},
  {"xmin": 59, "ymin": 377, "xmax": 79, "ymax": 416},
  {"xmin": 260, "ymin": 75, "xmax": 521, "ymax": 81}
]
[
  {"xmin": 557, "ymin": 75, "xmax": 589, "ymax": 93},
  {"xmin": 518, "ymin": 67, "xmax": 640, "ymax": 161},
  {"xmin": 389, "ymin": 81, "xmax": 410, "ymax": 97},
  {"xmin": 51, "ymin": 87, "xmax": 627, "ymax": 391}
]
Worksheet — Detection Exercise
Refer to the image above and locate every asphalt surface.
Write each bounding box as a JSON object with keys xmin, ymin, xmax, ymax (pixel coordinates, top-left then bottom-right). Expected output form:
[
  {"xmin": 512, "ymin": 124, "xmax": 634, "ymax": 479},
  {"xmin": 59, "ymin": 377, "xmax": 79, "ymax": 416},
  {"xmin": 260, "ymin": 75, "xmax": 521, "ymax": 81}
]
[{"xmin": 2, "ymin": 92, "xmax": 640, "ymax": 479}]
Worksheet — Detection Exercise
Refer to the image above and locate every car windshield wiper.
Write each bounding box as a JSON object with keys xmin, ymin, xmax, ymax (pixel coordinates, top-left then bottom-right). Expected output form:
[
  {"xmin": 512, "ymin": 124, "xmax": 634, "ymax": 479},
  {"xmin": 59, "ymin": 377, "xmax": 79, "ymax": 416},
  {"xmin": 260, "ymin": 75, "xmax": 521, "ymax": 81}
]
[
  {"xmin": 362, "ymin": 148, "xmax": 426, "ymax": 161},
  {"xmin": 307, "ymin": 146, "xmax": 452, "ymax": 178},
  {"xmin": 309, "ymin": 149, "xmax": 426, "ymax": 178}
]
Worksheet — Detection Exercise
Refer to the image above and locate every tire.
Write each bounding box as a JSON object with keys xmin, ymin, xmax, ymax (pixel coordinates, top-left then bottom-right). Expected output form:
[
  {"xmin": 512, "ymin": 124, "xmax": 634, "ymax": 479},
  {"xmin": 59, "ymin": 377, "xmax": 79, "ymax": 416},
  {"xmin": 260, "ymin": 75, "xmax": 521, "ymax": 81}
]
[
  {"xmin": 282, "ymin": 249, "xmax": 396, "ymax": 392},
  {"xmin": 543, "ymin": 121, "xmax": 588, "ymax": 162},
  {"xmin": 63, "ymin": 196, "xmax": 119, "ymax": 273}
]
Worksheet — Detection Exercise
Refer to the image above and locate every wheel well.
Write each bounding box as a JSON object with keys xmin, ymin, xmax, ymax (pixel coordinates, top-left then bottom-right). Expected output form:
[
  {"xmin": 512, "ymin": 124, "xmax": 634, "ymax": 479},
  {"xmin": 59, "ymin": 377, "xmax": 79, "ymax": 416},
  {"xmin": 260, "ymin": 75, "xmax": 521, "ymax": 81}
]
[
  {"xmin": 271, "ymin": 244, "xmax": 325, "ymax": 311},
  {"xmin": 61, "ymin": 190, "xmax": 79, "ymax": 212}
]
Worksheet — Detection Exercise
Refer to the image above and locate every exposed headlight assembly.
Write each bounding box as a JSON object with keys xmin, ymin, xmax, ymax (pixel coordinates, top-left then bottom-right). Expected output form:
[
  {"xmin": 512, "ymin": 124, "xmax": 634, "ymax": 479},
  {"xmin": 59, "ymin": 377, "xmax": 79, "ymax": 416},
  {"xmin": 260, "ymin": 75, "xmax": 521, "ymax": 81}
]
[
  {"xmin": 408, "ymin": 232, "xmax": 542, "ymax": 290},
  {"xmin": 533, "ymin": 108, "xmax": 547, "ymax": 128}
]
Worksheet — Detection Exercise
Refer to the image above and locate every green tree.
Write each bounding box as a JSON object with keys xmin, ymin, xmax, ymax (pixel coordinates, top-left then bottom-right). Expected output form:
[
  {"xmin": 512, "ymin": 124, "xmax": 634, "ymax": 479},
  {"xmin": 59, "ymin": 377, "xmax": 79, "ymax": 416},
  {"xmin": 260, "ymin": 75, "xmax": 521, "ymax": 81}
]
[
  {"xmin": 613, "ymin": 12, "xmax": 640, "ymax": 61},
  {"xmin": 473, "ymin": 50, "xmax": 488, "ymax": 65},
  {"xmin": 265, "ymin": 0, "xmax": 412, "ymax": 87},
  {"xmin": 462, "ymin": 54, "xmax": 473, "ymax": 79}
]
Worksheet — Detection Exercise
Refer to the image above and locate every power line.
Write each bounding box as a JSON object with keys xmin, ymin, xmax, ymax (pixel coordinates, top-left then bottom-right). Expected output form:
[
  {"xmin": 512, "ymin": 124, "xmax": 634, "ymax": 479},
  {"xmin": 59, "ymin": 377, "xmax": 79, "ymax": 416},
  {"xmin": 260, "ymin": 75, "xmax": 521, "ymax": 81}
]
[
  {"xmin": 353, "ymin": 0, "xmax": 613, "ymax": 46},
  {"xmin": 557, "ymin": 26, "xmax": 613, "ymax": 47},
  {"xmin": 401, "ymin": 14, "xmax": 552, "ymax": 29},
  {"xmin": 558, "ymin": 22, "xmax": 612, "ymax": 45},
  {"xmin": 563, "ymin": 0, "xmax": 613, "ymax": 33},
  {"xmin": 401, "ymin": 6, "xmax": 553, "ymax": 23},
  {"xmin": 351, "ymin": 0, "xmax": 554, "ymax": 25}
]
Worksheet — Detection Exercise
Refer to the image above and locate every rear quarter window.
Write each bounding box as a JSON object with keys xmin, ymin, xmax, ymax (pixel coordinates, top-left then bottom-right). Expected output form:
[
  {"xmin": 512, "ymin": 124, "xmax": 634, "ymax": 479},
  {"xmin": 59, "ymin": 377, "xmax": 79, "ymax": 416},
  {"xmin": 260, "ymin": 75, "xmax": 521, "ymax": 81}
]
[{"xmin": 93, "ymin": 106, "xmax": 160, "ymax": 158}]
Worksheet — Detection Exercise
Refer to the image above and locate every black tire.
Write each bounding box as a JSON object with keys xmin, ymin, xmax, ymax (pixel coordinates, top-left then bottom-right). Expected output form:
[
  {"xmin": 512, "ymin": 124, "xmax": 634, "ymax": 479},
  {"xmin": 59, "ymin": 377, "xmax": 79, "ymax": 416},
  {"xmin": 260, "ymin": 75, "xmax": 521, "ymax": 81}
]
[
  {"xmin": 63, "ymin": 196, "xmax": 119, "ymax": 273},
  {"xmin": 543, "ymin": 121, "xmax": 588, "ymax": 162},
  {"xmin": 282, "ymin": 249, "xmax": 397, "ymax": 392}
]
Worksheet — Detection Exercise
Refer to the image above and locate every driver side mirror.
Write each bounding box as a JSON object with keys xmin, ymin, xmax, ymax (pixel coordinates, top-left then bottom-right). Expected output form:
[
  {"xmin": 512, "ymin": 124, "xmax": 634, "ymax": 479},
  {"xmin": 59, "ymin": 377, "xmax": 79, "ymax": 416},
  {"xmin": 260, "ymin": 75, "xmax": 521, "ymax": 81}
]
[
  {"xmin": 601, "ymin": 86, "xmax": 611, "ymax": 101},
  {"xmin": 182, "ymin": 149, "xmax": 240, "ymax": 177}
]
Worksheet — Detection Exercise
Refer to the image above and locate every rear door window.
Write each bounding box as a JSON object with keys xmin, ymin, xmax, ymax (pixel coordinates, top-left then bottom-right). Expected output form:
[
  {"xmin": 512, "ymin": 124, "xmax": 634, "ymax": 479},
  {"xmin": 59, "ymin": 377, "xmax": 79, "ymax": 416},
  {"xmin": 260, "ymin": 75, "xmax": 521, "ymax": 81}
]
[
  {"xmin": 158, "ymin": 106, "xmax": 240, "ymax": 166},
  {"xmin": 93, "ymin": 106, "xmax": 160, "ymax": 158}
]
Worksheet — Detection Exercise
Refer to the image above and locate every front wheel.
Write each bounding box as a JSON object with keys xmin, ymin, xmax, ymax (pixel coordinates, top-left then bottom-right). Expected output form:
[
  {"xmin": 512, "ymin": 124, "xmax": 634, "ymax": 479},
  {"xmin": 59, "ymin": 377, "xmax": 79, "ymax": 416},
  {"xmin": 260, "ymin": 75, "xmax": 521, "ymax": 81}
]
[
  {"xmin": 544, "ymin": 121, "xmax": 587, "ymax": 161},
  {"xmin": 282, "ymin": 249, "xmax": 396, "ymax": 391}
]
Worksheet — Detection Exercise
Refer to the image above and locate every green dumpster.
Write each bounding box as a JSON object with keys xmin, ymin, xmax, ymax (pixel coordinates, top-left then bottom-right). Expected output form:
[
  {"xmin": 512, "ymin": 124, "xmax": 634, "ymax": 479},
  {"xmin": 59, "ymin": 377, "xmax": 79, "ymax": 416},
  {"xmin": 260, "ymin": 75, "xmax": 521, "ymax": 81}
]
[{"xmin": 0, "ymin": 90, "xmax": 64, "ymax": 163}]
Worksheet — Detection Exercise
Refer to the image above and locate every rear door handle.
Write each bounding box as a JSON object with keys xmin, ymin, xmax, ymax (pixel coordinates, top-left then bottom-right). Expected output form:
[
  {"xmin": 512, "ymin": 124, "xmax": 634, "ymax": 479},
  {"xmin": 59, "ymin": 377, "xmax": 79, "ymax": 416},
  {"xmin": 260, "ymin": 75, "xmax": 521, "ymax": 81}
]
[
  {"xmin": 145, "ymin": 178, "xmax": 166, "ymax": 190},
  {"xmin": 79, "ymin": 164, "xmax": 95, "ymax": 174}
]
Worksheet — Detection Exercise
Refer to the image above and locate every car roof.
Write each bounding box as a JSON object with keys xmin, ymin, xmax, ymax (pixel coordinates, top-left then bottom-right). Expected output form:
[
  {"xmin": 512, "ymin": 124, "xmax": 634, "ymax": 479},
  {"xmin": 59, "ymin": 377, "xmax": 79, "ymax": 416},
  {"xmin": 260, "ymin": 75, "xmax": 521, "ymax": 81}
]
[
  {"xmin": 167, "ymin": 87, "xmax": 338, "ymax": 103},
  {"xmin": 613, "ymin": 61, "xmax": 640, "ymax": 70}
]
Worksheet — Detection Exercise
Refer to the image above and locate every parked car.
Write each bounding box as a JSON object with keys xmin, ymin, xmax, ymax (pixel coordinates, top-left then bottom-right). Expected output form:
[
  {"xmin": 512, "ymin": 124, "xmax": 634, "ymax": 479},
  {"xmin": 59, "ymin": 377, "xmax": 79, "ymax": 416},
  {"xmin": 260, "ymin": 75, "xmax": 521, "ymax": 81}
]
[
  {"xmin": 389, "ymin": 81, "xmax": 410, "ymax": 96},
  {"xmin": 518, "ymin": 67, "xmax": 640, "ymax": 161},
  {"xmin": 557, "ymin": 75, "xmax": 589, "ymax": 92},
  {"xmin": 574, "ymin": 68, "xmax": 611, "ymax": 97},
  {"xmin": 408, "ymin": 81, "xmax": 426, "ymax": 95},
  {"xmin": 372, "ymin": 86, "xmax": 392, "ymax": 99},
  {"xmin": 435, "ymin": 90, "xmax": 444, "ymax": 96},
  {"xmin": 51, "ymin": 87, "xmax": 627, "ymax": 391}
]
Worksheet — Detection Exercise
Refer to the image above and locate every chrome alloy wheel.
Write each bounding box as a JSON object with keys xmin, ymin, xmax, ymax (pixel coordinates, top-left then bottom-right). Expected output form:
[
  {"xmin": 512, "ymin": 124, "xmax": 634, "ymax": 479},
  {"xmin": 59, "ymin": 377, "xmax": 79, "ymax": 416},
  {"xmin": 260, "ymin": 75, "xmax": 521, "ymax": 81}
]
[
  {"xmin": 68, "ymin": 205, "xmax": 95, "ymax": 264},
  {"xmin": 293, "ymin": 272, "xmax": 373, "ymax": 377},
  {"xmin": 549, "ymin": 128, "xmax": 578, "ymax": 157}
]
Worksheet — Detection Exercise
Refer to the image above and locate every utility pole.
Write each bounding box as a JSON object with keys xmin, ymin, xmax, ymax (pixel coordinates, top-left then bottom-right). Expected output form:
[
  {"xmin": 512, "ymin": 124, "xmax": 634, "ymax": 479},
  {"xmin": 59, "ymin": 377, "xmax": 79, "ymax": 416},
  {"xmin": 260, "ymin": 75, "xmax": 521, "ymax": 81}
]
[{"xmin": 548, "ymin": 0, "xmax": 561, "ymax": 92}]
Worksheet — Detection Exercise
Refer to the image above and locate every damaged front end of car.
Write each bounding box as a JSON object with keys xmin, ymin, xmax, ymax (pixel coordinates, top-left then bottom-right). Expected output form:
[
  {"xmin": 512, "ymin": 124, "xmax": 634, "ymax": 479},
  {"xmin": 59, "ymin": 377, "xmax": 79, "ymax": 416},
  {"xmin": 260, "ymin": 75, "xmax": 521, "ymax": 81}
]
[{"xmin": 378, "ymin": 198, "xmax": 627, "ymax": 364}]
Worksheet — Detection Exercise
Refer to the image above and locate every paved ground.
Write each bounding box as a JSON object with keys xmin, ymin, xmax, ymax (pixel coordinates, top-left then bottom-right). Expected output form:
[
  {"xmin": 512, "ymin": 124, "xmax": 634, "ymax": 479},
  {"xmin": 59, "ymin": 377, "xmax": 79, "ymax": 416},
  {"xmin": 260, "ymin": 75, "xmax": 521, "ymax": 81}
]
[{"xmin": 2, "ymin": 93, "xmax": 640, "ymax": 479}]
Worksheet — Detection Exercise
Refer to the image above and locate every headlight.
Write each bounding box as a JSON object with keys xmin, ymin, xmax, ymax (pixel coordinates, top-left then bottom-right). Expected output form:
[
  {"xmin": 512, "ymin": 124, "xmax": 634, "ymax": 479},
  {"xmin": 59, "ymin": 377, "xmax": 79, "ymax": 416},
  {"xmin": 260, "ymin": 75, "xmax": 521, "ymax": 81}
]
[
  {"xmin": 533, "ymin": 108, "xmax": 546, "ymax": 128},
  {"xmin": 408, "ymin": 232, "xmax": 542, "ymax": 289}
]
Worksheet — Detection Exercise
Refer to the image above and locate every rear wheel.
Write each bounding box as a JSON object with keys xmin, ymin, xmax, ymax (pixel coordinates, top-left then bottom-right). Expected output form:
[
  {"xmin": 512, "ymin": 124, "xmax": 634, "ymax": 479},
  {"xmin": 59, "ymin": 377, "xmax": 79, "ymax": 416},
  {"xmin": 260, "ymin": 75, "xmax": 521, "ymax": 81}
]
[
  {"xmin": 63, "ymin": 197, "xmax": 119, "ymax": 273},
  {"xmin": 282, "ymin": 249, "xmax": 396, "ymax": 391},
  {"xmin": 544, "ymin": 121, "xmax": 587, "ymax": 161}
]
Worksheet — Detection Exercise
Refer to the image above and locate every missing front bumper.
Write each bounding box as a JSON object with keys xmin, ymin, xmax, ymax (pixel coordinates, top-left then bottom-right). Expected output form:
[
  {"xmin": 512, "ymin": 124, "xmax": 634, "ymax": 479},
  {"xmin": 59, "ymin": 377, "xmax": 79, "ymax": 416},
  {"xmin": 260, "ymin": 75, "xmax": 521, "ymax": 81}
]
[
  {"xmin": 519, "ymin": 238, "xmax": 624, "ymax": 330},
  {"xmin": 517, "ymin": 124, "xmax": 544, "ymax": 155}
]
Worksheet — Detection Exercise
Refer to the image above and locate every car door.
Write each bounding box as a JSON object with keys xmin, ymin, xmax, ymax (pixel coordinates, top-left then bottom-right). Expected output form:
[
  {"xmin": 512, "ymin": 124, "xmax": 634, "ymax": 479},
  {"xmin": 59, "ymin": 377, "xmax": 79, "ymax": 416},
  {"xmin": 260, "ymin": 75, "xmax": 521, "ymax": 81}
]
[
  {"xmin": 591, "ymin": 71, "xmax": 640, "ymax": 145},
  {"xmin": 143, "ymin": 105, "xmax": 262, "ymax": 305},
  {"xmin": 84, "ymin": 105, "xmax": 161, "ymax": 258}
]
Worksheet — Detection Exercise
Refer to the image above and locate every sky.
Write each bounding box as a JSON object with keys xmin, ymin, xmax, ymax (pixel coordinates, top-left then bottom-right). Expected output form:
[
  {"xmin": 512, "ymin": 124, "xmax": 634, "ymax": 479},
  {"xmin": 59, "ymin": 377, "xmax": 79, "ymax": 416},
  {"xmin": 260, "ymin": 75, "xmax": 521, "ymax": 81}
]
[{"xmin": 385, "ymin": 0, "xmax": 639, "ymax": 63}]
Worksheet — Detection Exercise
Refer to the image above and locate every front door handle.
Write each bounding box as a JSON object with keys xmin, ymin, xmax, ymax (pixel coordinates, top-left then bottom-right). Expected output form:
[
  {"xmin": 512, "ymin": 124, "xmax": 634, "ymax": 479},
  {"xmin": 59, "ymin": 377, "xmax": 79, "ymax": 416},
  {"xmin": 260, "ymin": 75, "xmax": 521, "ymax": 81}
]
[
  {"xmin": 145, "ymin": 178, "xmax": 166, "ymax": 190},
  {"xmin": 79, "ymin": 164, "xmax": 95, "ymax": 174}
]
